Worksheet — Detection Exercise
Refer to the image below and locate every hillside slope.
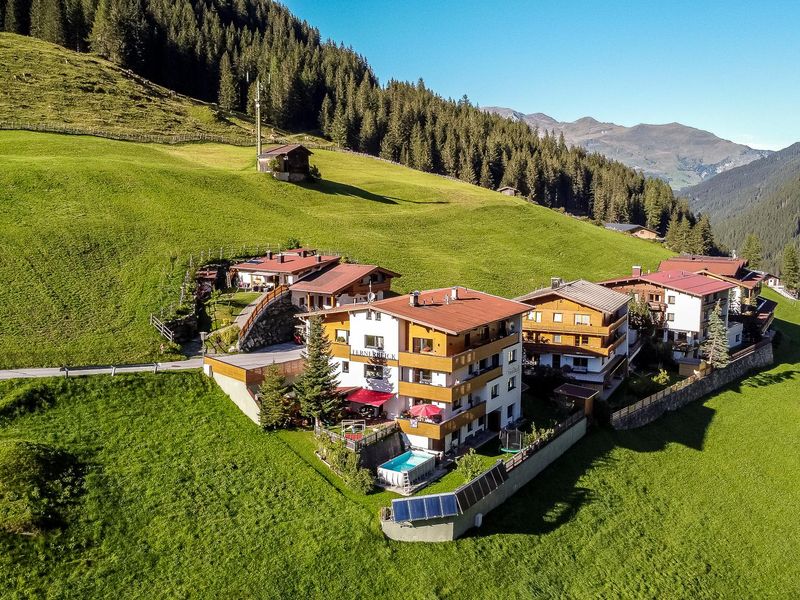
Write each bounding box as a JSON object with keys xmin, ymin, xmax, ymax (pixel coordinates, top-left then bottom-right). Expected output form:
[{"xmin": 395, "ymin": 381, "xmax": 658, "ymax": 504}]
[
  {"xmin": 484, "ymin": 107, "xmax": 770, "ymax": 189},
  {"xmin": 0, "ymin": 33, "xmax": 322, "ymax": 145},
  {"xmin": 683, "ymin": 142, "xmax": 800, "ymax": 269},
  {"xmin": 0, "ymin": 130, "xmax": 670, "ymax": 368}
]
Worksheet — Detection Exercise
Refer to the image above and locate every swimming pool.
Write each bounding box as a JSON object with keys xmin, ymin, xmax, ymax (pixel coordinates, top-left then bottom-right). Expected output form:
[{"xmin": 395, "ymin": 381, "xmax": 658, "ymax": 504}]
[{"xmin": 378, "ymin": 451, "xmax": 436, "ymax": 487}]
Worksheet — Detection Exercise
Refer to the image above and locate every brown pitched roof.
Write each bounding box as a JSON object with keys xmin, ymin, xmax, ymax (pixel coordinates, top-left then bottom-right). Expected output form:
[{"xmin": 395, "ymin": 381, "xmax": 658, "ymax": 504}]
[
  {"xmin": 233, "ymin": 253, "xmax": 339, "ymax": 275},
  {"xmin": 302, "ymin": 287, "xmax": 530, "ymax": 335},
  {"xmin": 289, "ymin": 263, "xmax": 400, "ymax": 295},
  {"xmin": 641, "ymin": 270, "xmax": 736, "ymax": 296},
  {"xmin": 516, "ymin": 279, "xmax": 630, "ymax": 314},
  {"xmin": 659, "ymin": 255, "xmax": 747, "ymax": 278},
  {"xmin": 258, "ymin": 144, "xmax": 313, "ymax": 158}
]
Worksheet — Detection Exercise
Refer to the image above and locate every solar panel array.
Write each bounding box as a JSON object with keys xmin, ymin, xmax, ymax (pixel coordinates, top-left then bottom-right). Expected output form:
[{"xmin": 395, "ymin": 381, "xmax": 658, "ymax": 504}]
[
  {"xmin": 454, "ymin": 462, "xmax": 508, "ymax": 511},
  {"xmin": 391, "ymin": 493, "xmax": 459, "ymax": 523}
]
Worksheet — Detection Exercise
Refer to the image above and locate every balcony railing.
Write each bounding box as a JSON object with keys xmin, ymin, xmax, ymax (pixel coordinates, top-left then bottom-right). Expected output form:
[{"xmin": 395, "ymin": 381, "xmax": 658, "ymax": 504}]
[
  {"xmin": 522, "ymin": 314, "xmax": 626, "ymax": 337},
  {"xmin": 398, "ymin": 333, "xmax": 519, "ymax": 373},
  {"xmin": 398, "ymin": 365, "xmax": 503, "ymax": 403},
  {"xmin": 396, "ymin": 401, "xmax": 487, "ymax": 440}
]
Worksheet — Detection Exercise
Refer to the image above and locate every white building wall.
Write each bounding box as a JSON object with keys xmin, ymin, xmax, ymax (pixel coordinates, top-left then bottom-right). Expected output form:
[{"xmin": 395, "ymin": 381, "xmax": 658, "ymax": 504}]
[{"xmin": 664, "ymin": 291, "xmax": 701, "ymax": 334}]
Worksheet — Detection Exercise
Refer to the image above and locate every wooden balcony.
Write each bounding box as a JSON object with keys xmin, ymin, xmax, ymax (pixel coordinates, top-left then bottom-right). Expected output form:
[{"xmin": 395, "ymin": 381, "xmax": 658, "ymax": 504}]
[
  {"xmin": 397, "ymin": 402, "xmax": 487, "ymax": 440},
  {"xmin": 398, "ymin": 333, "xmax": 520, "ymax": 373},
  {"xmin": 330, "ymin": 342, "xmax": 350, "ymax": 359},
  {"xmin": 524, "ymin": 334, "xmax": 626, "ymax": 358},
  {"xmin": 398, "ymin": 366, "xmax": 503, "ymax": 403},
  {"xmin": 522, "ymin": 314, "xmax": 626, "ymax": 337}
]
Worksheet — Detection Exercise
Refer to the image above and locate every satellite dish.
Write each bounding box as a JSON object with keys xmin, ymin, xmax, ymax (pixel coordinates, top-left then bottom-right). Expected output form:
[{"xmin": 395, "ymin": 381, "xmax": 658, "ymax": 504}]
[{"xmin": 367, "ymin": 292, "xmax": 376, "ymax": 303}]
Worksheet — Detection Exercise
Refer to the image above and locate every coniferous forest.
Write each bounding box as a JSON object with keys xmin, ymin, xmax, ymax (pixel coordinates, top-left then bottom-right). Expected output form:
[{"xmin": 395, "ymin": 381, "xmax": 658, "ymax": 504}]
[{"xmin": 2, "ymin": 0, "xmax": 716, "ymax": 240}]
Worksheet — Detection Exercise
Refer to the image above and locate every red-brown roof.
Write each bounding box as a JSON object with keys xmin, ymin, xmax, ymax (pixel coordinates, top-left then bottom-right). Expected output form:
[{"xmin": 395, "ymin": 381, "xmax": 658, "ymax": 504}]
[
  {"xmin": 258, "ymin": 143, "xmax": 313, "ymax": 158},
  {"xmin": 289, "ymin": 263, "xmax": 400, "ymax": 295},
  {"xmin": 641, "ymin": 270, "xmax": 736, "ymax": 296},
  {"xmin": 659, "ymin": 255, "xmax": 747, "ymax": 277},
  {"xmin": 302, "ymin": 287, "xmax": 529, "ymax": 335},
  {"xmin": 233, "ymin": 253, "xmax": 339, "ymax": 275}
]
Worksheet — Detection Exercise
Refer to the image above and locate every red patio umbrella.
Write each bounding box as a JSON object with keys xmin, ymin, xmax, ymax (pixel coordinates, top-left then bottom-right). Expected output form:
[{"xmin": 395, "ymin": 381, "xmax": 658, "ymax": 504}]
[{"xmin": 409, "ymin": 403, "xmax": 442, "ymax": 418}]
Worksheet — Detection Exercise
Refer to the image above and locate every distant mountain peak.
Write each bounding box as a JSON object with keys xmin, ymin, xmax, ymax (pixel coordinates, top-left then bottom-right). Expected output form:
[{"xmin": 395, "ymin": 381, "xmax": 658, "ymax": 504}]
[{"xmin": 482, "ymin": 107, "xmax": 772, "ymax": 189}]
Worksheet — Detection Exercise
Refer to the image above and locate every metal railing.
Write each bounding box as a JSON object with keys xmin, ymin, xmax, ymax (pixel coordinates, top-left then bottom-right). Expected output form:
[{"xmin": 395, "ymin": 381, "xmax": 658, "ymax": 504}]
[
  {"xmin": 504, "ymin": 411, "xmax": 584, "ymax": 473},
  {"xmin": 315, "ymin": 422, "xmax": 399, "ymax": 452}
]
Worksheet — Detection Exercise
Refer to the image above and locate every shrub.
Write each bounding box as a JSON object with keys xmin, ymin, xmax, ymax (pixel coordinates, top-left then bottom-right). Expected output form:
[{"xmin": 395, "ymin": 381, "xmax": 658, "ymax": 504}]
[
  {"xmin": 524, "ymin": 424, "xmax": 555, "ymax": 448},
  {"xmin": 653, "ymin": 368, "xmax": 671, "ymax": 386},
  {"xmin": 283, "ymin": 237, "xmax": 302, "ymax": 250},
  {"xmin": 455, "ymin": 448, "xmax": 485, "ymax": 483},
  {"xmin": 315, "ymin": 436, "xmax": 374, "ymax": 493},
  {"xmin": 0, "ymin": 439, "xmax": 83, "ymax": 535},
  {"xmin": 308, "ymin": 164, "xmax": 321, "ymax": 180}
]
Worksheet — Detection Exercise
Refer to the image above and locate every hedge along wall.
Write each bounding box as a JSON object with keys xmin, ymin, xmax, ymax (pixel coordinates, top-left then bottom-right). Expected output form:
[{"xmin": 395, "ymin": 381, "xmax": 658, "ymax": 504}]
[
  {"xmin": 380, "ymin": 417, "xmax": 588, "ymax": 543},
  {"xmin": 611, "ymin": 340, "xmax": 774, "ymax": 430}
]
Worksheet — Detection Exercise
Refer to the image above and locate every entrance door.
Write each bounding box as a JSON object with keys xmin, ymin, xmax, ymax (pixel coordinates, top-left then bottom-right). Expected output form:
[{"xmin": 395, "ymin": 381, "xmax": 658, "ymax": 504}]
[
  {"xmin": 487, "ymin": 409, "xmax": 501, "ymax": 432},
  {"xmin": 552, "ymin": 354, "xmax": 561, "ymax": 369}
]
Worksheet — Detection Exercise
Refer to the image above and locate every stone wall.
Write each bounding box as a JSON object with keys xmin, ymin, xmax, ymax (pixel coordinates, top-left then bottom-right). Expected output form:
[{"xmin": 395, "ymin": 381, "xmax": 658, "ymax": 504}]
[
  {"xmin": 359, "ymin": 431, "xmax": 405, "ymax": 470},
  {"xmin": 239, "ymin": 297, "xmax": 300, "ymax": 352},
  {"xmin": 611, "ymin": 342, "xmax": 774, "ymax": 430},
  {"xmin": 380, "ymin": 417, "xmax": 588, "ymax": 543}
]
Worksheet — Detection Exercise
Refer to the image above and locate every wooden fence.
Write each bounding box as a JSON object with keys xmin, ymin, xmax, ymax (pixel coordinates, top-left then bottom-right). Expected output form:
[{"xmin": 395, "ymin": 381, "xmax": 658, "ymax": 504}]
[
  {"xmin": 149, "ymin": 314, "xmax": 176, "ymax": 343},
  {"xmin": 610, "ymin": 338, "xmax": 773, "ymax": 426},
  {"xmin": 504, "ymin": 411, "xmax": 584, "ymax": 473},
  {"xmin": 238, "ymin": 284, "xmax": 290, "ymax": 342},
  {"xmin": 315, "ymin": 422, "xmax": 399, "ymax": 452}
]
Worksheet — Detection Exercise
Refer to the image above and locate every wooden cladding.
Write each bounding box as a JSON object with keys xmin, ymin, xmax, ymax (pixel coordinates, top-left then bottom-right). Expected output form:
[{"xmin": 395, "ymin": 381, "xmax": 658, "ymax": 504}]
[
  {"xmin": 398, "ymin": 366, "xmax": 503, "ymax": 403},
  {"xmin": 204, "ymin": 356, "xmax": 305, "ymax": 385},
  {"xmin": 397, "ymin": 402, "xmax": 487, "ymax": 440},
  {"xmin": 204, "ymin": 356, "xmax": 247, "ymax": 382},
  {"xmin": 398, "ymin": 333, "xmax": 519, "ymax": 373}
]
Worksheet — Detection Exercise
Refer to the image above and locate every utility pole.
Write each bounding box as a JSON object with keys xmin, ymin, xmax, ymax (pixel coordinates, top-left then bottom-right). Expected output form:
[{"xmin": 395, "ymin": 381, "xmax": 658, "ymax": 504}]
[{"xmin": 255, "ymin": 77, "xmax": 262, "ymax": 160}]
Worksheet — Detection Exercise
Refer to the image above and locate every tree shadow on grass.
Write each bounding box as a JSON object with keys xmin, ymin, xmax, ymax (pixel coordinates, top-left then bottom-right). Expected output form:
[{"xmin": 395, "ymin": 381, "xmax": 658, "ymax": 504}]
[{"xmin": 298, "ymin": 179, "xmax": 399, "ymax": 204}]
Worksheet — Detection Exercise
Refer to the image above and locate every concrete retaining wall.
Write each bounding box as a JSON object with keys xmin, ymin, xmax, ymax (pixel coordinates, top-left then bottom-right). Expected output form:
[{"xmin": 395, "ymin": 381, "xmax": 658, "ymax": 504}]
[
  {"xmin": 380, "ymin": 417, "xmax": 588, "ymax": 542},
  {"xmin": 611, "ymin": 342, "xmax": 774, "ymax": 430}
]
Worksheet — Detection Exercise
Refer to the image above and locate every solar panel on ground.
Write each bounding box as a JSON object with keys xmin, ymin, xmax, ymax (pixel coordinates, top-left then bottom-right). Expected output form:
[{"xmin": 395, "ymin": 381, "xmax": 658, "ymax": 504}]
[
  {"xmin": 391, "ymin": 493, "xmax": 461, "ymax": 522},
  {"xmin": 455, "ymin": 462, "xmax": 508, "ymax": 512}
]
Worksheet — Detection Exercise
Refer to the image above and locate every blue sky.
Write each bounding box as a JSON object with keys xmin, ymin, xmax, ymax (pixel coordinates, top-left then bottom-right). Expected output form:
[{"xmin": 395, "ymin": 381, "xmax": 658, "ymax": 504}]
[{"xmin": 283, "ymin": 0, "xmax": 800, "ymax": 150}]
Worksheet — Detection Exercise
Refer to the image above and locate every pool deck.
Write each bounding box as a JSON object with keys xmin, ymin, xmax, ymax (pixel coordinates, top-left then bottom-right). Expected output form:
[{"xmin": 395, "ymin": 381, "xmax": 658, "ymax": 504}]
[{"xmin": 376, "ymin": 465, "xmax": 451, "ymax": 496}]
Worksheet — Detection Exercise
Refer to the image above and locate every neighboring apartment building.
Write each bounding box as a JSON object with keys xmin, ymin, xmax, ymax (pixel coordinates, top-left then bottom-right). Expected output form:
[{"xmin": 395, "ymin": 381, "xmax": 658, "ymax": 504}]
[
  {"xmin": 515, "ymin": 279, "xmax": 630, "ymax": 397},
  {"xmin": 231, "ymin": 248, "xmax": 339, "ymax": 289},
  {"xmin": 303, "ymin": 287, "xmax": 528, "ymax": 454},
  {"xmin": 289, "ymin": 263, "xmax": 400, "ymax": 311},
  {"xmin": 600, "ymin": 269, "xmax": 738, "ymax": 358},
  {"xmin": 658, "ymin": 255, "xmax": 765, "ymax": 314}
]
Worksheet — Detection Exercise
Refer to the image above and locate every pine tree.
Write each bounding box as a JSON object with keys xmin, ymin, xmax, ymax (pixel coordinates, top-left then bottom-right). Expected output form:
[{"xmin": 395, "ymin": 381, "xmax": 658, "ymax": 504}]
[
  {"xmin": 664, "ymin": 213, "xmax": 680, "ymax": 249},
  {"xmin": 690, "ymin": 214, "xmax": 714, "ymax": 255},
  {"xmin": 740, "ymin": 234, "xmax": 763, "ymax": 270},
  {"xmin": 702, "ymin": 301, "xmax": 730, "ymax": 368},
  {"xmin": 218, "ymin": 52, "xmax": 238, "ymax": 111},
  {"xmin": 296, "ymin": 316, "xmax": 341, "ymax": 428},
  {"xmin": 258, "ymin": 364, "xmax": 291, "ymax": 430},
  {"xmin": 318, "ymin": 94, "xmax": 333, "ymax": 136},
  {"xmin": 330, "ymin": 104, "xmax": 349, "ymax": 148},
  {"xmin": 479, "ymin": 158, "xmax": 494, "ymax": 189},
  {"xmin": 3, "ymin": 0, "xmax": 31, "ymax": 34},
  {"xmin": 781, "ymin": 244, "xmax": 800, "ymax": 294},
  {"xmin": 29, "ymin": 0, "xmax": 66, "ymax": 45}
]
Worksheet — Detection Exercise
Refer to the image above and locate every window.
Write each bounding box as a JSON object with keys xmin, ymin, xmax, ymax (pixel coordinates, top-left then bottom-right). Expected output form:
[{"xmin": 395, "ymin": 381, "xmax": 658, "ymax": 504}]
[
  {"xmin": 507, "ymin": 404, "xmax": 514, "ymax": 419},
  {"xmin": 553, "ymin": 334, "xmax": 562, "ymax": 343},
  {"xmin": 491, "ymin": 384, "xmax": 499, "ymax": 399},
  {"xmin": 364, "ymin": 364, "xmax": 383, "ymax": 379},
  {"xmin": 667, "ymin": 295, "xmax": 676, "ymax": 304},
  {"xmin": 364, "ymin": 335, "xmax": 384, "ymax": 349},
  {"xmin": 574, "ymin": 314, "xmax": 590, "ymax": 326},
  {"xmin": 507, "ymin": 376, "xmax": 516, "ymax": 391},
  {"xmin": 375, "ymin": 311, "xmax": 381, "ymax": 321},
  {"xmin": 335, "ymin": 329, "xmax": 349, "ymax": 343},
  {"xmin": 467, "ymin": 421, "xmax": 473, "ymax": 432},
  {"xmin": 553, "ymin": 312, "xmax": 563, "ymax": 323},
  {"xmin": 573, "ymin": 357, "xmax": 588, "ymax": 368},
  {"xmin": 341, "ymin": 361, "xmax": 349, "ymax": 373},
  {"xmin": 413, "ymin": 337, "xmax": 434, "ymax": 353},
  {"xmin": 666, "ymin": 313, "xmax": 675, "ymax": 322},
  {"xmin": 528, "ymin": 311, "xmax": 542, "ymax": 322},
  {"xmin": 415, "ymin": 369, "xmax": 432, "ymax": 385},
  {"xmin": 478, "ymin": 415, "xmax": 486, "ymax": 427},
  {"xmin": 366, "ymin": 310, "xmax": 372, "ymax": 320},
  {"xmin": 575, "ymin": 335, "xmax": 589, "ymax": 346},
  {"xmin": 507, "ymin": 348, "xmax": 517, "ymax": 363},
  {"xmin": 735, "ymin": 334, "xmax": 741, "ymax": 343}
]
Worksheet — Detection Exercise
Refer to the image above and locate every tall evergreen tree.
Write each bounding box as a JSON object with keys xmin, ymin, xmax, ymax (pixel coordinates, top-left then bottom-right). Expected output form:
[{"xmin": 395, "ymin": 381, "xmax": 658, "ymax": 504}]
[
  {"xmin": 740, "ymin": 233, "xmax": 763, "ymax": 269},
  {"xmin": 29, "ymin": 0, "xmax": 66, "ymax": 45},
  {"xmin": 691, "ymin": 214, "xmax": 715, "ymax": 255},
  {"xmin": 217, "ymin": 52, "xmax": 238, "ymax": 111},
  {"xmin": 296, "ymin": 316, "xmax": 340, "ymax": 428},
  {"xmin": 702, "ymin": 301, "xmax": 730, "ymax": 369},
  {"xmin": 781, "ymin": 244, "xmax": 800, "ymax": 294}
]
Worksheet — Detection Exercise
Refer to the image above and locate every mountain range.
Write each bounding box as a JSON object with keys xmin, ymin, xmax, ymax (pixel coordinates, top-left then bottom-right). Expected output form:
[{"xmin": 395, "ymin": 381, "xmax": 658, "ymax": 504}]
[
  {"xmin": 483, "ymin": 107, "xmax": 772, "ymax": 189},
  {"xmin": 682, "ymin": 142, "xmax": 800, "ymax": 271}
]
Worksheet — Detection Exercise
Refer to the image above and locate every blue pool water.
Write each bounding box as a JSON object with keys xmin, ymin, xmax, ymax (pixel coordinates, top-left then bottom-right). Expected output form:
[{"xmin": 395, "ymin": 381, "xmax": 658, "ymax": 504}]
[{"xmin": 379, "ymin": 451, "xmax": 433, "ymax": 472}]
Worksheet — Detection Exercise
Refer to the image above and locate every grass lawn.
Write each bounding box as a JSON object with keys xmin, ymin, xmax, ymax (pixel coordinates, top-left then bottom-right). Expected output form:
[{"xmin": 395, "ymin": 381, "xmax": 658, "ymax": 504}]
[
  {"xmin": 0, "ymin": 130, "xmax": 670, "ymax": 368},
  {"xmin": 208, "ymin": 291, "xmax": 261, "ymax": 331},
  {"xmin": 1, "ymin": 290, "xmax": 798, "ymax": 598}
]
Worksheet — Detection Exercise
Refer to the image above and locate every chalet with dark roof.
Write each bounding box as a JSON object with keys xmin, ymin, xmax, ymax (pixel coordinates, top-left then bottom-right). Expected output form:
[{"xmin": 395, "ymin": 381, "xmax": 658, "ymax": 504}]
[{"xmin": 257, "ymin": 144, "xmax": 312, "ymax": 181}]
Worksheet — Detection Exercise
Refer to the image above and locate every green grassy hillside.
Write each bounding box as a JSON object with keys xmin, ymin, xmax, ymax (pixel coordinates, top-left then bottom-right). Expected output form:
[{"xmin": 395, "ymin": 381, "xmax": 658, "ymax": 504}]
[
  {"xmin": 0, "ymin": 130, "xmax": 670, "ymax": 368},
  {"xmin": 0, "ymin": 293, "xmax": 797, "ymax": 598},
  {"xmin": 0, "ymin": 33, "xmax": 324, "ymax": 146}
]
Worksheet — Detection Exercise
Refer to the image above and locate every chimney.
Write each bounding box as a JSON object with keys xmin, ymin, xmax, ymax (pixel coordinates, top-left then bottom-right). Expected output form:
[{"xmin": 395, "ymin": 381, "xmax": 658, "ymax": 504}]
[
  {"xmin": 266, "ymin": 250, "xmax": 273, "ymax": 260},
  {"xmin": 550, "ymin": 277, "xmax": 563, "ymax": 289},
  {"xmin": 450, "ymin": 286, "xmax": 459, "ymax": 301},
  {"xmin": 316, "ymin": 255, "xmax": 322, "ymax": 263},
  {"xmin": 409, "ymin": 291, "xmax": 420, "ymax": 307},
  {"xmin": 632, "ymin": 265, "xmax": 642, "ymax": 277},
  {"xmin": 278, "ymin": 254, "xmax": 285, "ymax": 263}
]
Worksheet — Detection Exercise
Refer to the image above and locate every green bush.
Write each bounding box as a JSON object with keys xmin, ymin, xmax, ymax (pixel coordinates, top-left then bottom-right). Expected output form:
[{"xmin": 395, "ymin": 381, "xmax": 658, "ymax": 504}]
[
  {"xmin": 455, "ymin": 448, "xmax": 485, "ymax": 483},
  {"xmin": 0, "ymin": 439, "xmax": 83, "ymax": 535},
  {"xmin": 315, "ymin": 436, "xmax": 374, "ymax": 493},
  {"xmin": 653, "ymin": 368, "xmax": 671, "ymax": 386}
]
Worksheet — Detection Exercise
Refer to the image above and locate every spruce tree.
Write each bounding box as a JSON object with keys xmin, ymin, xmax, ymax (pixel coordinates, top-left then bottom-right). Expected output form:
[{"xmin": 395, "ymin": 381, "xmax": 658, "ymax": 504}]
[
  {"xmin": 259, "ymin": 364, "xmax": 290, "ymax": 430},
  {"xmin": 702, "ymin": 301, "xmax": 730, "ymax": 369},
  {"xmin": 29, "ymin": 0, "xmax": 66, "ymax": 45},
  {"xmin": 3, "ymin": 0, "xmax": 31, "ymax": 34},
  {"xmin": 781, "ymin": 244, "xmax": 800, "ymax": 294},
  {"xmin": 330, "ymin": 104, "xmax": 349, "ymax": 148},
  {"xmin": 691, "ymin": 214, "xmax": 714, "ymax": 255},
  {"xmin": 296, "ymin": 316, "xmax": 340, "ymax": 428},
  {"xmin": 218, "ymin": 52, "xmax": 238, "ymax": 111},
  {"xmin": 740, "ymin": 234, "xmax": 763, "ymax": 270}
]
